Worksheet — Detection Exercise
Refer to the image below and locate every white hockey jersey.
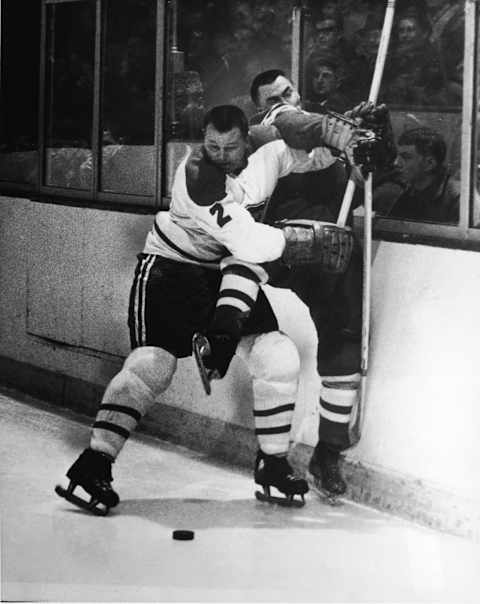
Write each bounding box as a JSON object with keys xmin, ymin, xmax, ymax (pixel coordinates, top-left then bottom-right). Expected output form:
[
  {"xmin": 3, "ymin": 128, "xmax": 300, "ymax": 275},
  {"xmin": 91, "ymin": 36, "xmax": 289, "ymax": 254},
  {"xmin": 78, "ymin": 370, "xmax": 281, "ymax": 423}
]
[{"xmin": 143, "ymin": 139, "xmax": 334, "ymax": 267}]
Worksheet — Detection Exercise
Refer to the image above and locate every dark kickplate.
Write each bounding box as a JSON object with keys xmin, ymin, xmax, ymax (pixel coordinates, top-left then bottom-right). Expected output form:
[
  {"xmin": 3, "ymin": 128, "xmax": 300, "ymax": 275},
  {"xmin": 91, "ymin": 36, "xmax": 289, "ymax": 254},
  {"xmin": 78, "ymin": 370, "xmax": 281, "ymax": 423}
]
[
  {"xmin": 55, "ymin": 484, "xmax": 109, "ymax": 516},
  {"xmin": 255, "ymin": 490, "xmax": 305, "ymax": 508}
]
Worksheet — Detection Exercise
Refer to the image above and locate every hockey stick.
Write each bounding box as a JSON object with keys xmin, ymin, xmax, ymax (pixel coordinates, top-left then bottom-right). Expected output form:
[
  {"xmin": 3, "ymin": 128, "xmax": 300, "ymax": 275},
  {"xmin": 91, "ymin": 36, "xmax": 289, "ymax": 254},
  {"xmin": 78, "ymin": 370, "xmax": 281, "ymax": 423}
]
[{"xmin": 343, "ymin": 0, "xmax": 397, "ymax": 443}]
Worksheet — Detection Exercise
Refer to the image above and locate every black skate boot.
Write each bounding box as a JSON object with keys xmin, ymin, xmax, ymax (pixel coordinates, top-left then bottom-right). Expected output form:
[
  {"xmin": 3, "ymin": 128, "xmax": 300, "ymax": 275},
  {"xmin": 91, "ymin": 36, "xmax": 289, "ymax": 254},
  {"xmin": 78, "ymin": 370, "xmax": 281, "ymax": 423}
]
[
  {"xmin": 55, "ymin": 448, "xmax": 119, "ymax": 516},
  {"xmin": 254, "ymin": 450, "xmax": 309, "ymax": 507},
  {"xmin": 308, "ymin": 442, "xmax": 346, "ymax": 506}
]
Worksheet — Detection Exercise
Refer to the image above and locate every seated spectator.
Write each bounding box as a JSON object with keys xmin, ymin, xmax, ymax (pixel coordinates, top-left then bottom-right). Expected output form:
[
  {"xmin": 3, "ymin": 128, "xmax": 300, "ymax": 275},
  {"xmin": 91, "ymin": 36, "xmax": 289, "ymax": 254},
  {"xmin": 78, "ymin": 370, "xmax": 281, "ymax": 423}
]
[
  {"xmin": 305, "ymin": 14, "xmax": 353, "ymax": 68},
  {"xmin": 426, "ymin": 0, "xmax": 464, "ymax": 106},
  {"xmin": 348, "ymin": 11, "xmax": 386, "ymax": 103},
  {"xmin": 314, "ymin": 0, "xmax": 343, "ymax": 22},
  {"xmin": 304, "ymin": 54, "xmax": 350, "ymax": 113},
  {"xmin": 174, "ymin": 71, "xmax": 205, "ymax": 139},
  {"xmin": 386, "ymin": 127, "xmax": 459, "ymax": 224},
  {"xmin": 384, "ymin": 9, "xmax": 445, "ymax": 106},
  {"xmin": 339, "ymin": 0, "xmax": 385, "ymax": 39}
]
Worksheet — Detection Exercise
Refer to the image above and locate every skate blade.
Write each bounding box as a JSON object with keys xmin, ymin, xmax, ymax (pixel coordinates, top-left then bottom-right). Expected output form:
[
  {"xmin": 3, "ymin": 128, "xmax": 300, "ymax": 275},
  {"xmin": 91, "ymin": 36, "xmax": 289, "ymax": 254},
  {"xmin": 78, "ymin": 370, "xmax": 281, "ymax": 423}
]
[
  {"xmin": 255, "ymin": 490, "xmax": 305, "ymax": 508},
  {"xmin": 192, "ymin": 333, "xmax": 212, "ymax": 395},
  {"xmin": 55, "ymin": 484, "xmax": 110, "ymax": 516}
]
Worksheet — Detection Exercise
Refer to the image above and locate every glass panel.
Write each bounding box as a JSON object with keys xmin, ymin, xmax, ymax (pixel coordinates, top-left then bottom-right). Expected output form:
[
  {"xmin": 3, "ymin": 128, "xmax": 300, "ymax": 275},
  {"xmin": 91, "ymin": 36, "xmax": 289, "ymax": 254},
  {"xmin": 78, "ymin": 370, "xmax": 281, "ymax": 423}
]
[
  {"xmin": 301, "ymin": 0, "xmax": 464, "ymax": 226},
  {"xmin": 44, "ymin": 0, "xmax": 95, "ymax": 189},
  {"xmin": 100, "ymin": 0, "xmax": 156, "ymax": 196},
  {"xmin": 473, "ymin": 8, "xmax": 480, "ymax": 228},
  {"xmin": 164, "ymin": 0, "xmax": 292, "ymax": 194},
  {"xmin": 167, "ymin": 0, "xmax": 292, "ymax": 136},
  {"xmin": 0, "ymin": 0, "xmax": 41, "ymax": 184}
]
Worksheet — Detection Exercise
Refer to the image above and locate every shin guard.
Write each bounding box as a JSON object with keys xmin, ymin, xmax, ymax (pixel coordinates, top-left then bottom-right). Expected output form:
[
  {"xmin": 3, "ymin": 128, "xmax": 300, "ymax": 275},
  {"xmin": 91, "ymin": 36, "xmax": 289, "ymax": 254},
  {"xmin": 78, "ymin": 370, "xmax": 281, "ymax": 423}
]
[
  {"xmin": 246, "ymin": 332, "xmax": 300, "ymax": 456},
  {"xmin": 90, "ymin": 347, "xmax": 176, "ymax": 458}
]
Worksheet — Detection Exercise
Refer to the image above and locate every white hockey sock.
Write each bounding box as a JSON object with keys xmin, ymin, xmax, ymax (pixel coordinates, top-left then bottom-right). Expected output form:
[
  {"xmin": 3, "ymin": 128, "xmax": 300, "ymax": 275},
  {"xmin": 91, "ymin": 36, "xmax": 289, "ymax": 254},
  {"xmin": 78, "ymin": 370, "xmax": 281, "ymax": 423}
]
[
  {"xmin": 90, "ymin": 369, "xmax": 156, "ymax": 459},
  {"xmin": 249, "ymin": 332, "xmax": 300, "ymax": 456}
]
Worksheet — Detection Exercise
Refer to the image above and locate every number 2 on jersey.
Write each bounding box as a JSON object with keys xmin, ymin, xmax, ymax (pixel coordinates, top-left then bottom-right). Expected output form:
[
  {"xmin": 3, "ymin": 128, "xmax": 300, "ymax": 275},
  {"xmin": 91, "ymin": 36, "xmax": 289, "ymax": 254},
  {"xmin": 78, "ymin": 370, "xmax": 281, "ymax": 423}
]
[{"xmin": 209, "ymin": 203, "xmax": 232, "ymax": 227}]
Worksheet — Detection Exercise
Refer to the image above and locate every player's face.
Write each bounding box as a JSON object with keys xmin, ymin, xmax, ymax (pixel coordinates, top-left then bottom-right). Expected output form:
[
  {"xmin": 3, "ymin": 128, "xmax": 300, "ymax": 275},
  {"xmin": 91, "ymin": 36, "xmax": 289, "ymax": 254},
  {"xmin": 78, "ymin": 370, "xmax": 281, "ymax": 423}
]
[
  {"xmin": 256, "ymin": 75, "xmax": 301, "ymax": 110},
  {"xmin": 203, "ymin": 125, "xmax": 248, "ymax": 174}
]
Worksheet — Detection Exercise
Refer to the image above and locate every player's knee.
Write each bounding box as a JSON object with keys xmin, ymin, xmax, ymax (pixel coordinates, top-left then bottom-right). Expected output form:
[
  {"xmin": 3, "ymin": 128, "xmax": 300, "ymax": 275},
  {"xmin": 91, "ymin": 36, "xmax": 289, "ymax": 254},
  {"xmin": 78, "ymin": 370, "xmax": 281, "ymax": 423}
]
[
  {"xmin": 248, "ymin": 331, "xmax": 300, "ymax": 383},
  {"xmin": 123, "ymin": 346, "xmax": 177, "ymax": 396}
]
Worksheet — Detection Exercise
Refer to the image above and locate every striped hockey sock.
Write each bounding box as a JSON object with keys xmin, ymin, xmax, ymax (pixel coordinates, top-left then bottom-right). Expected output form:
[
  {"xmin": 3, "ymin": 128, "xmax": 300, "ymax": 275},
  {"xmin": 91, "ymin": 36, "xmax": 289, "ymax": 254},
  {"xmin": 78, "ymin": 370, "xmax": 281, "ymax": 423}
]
[
  {"xmin": 318, "ymin": 373, "xmax": 360, "ymax": 449},
  {"xmin": 213, "ymin": 256, "xmax": 268, "ymax": 334},
  {"xmin": 90, "ymin": 368, "xmax": 158, "ymax": 459}
]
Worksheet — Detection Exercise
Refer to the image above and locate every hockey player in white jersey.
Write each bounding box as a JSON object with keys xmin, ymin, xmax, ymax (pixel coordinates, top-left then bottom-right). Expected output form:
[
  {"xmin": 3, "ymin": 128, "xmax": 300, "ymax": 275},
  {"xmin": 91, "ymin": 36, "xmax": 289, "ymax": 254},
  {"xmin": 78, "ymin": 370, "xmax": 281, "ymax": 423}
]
[
  {"xmin": 194, "ymin": 71, "xmax": 394, "ymax": 502},
  {"xmin": 55, "ymin": 104, "xmax": 376, "ymax": 514}
]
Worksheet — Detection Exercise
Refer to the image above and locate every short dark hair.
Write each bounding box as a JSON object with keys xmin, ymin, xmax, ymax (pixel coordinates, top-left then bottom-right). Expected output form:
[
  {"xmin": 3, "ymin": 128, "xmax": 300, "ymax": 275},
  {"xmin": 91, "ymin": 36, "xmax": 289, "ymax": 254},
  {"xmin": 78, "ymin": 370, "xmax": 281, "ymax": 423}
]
[
  {"xmin": 250, "ymin": 69, "xmax": 286, "ymax": 105},
  {"xmin": 203, "ymin": 105, "xmax": 249, "ymax": 138},
  {"xmin": 398, "ymin": 127, "xmax": 447, "ymax": 167}
]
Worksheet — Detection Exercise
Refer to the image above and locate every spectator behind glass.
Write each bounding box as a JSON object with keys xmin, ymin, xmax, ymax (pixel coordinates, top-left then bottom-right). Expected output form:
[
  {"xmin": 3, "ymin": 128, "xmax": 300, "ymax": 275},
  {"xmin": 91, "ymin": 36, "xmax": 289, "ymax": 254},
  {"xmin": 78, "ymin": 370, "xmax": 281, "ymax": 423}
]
[
  {"xmin": 348, "ymin": 11, "xmax": 385, "ymax": 103},
  {"xmin": 426, "ymin": 0, "xmax": 464, "ymax": 106},
  {"xmin": 305, "ymin": 13, "xmax": 353, "ymax": 68},
  {"xmin": 384, "ymin": 9, "xmax": 446, "ymax": 106},
  {"xmin": 386, "ymin": 127, "xmax": 459, "ymax": 224},
  {"xmin": 304, "ymin": 54, "xmax": 350, "ymax": 113},
  {"xmin": 183, "ymin": 0, "xmax": 290, "ymax": 113}
]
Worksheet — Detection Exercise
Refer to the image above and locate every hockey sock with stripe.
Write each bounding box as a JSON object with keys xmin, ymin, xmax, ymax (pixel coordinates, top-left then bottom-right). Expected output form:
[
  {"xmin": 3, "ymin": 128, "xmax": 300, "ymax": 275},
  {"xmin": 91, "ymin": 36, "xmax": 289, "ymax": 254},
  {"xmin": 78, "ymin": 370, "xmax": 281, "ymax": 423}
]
[{"xmin": 318, "ymin": 373, "xmax": 360, "ymax": 449}]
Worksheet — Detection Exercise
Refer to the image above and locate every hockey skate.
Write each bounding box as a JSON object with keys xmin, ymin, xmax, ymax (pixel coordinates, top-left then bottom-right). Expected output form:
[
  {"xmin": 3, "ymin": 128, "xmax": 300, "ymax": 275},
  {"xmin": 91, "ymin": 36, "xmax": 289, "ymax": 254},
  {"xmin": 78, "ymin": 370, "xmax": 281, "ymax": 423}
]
[
  {"xmin": 192, "ymin": 332, "xmax": 216, "ymax": 395},
  {"xmin": 55, "ymin": 448, "xmax": 119, "ymax": 516},
  {"xmin": 254, "ymin": 450, "xmax": 309, "ymax": 507},
  {"xmin": 192, "ymin": 331, "xmax": 237, "ymax": 395},
  {"xmin": 308, "ymin": 442, "xmax": 346, "ymax": 506}
]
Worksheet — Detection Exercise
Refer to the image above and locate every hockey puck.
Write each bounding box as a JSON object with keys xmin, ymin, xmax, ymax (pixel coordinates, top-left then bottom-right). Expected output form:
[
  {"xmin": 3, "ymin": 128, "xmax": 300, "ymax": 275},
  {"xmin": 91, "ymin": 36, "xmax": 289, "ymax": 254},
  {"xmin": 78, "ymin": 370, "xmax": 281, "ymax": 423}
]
[{"xmin": 172, "ymin": 529, "xmax": 195, "ymax": 541}]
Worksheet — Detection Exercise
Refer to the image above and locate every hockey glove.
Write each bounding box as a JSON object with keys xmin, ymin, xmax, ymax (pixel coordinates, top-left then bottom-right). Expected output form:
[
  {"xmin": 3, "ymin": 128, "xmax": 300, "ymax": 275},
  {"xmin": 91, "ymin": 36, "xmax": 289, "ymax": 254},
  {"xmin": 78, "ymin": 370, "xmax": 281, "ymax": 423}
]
[
  {"xmin": 346, "ymin": 101, "xmax": 397, "ymax": 172},
  {"xmin": 277, "ymin": 219, "xmax": 354, "ymax": 273}
]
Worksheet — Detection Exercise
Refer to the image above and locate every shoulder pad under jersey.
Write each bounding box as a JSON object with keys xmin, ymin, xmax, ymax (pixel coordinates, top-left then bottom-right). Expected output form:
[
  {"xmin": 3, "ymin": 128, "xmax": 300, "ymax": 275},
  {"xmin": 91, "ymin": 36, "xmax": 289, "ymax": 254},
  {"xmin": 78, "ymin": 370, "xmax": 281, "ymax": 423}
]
[
  {"xmin": 261, "ymin": 102, "xmax": 299, "ymax": 126},
  {"xmin": 185, "ymin": 148, "xmax": 227, "ymax": 206}
]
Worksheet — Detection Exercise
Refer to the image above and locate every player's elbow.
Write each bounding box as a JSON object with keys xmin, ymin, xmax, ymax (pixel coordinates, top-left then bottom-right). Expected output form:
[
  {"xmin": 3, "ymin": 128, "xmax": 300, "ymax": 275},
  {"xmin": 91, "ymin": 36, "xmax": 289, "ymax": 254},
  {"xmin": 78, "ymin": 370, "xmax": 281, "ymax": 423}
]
[{"xmin": 228, "ymin": 226, "xmax": 286, "ymax": 264}]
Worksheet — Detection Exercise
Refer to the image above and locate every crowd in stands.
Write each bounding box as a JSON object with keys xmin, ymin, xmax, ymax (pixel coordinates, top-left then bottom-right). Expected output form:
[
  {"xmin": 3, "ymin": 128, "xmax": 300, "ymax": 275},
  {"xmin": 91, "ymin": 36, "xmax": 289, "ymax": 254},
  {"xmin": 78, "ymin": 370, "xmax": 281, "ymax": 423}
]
[
  {"xmin": 166, "ymin": 0, "xmax": 466, "ymax": 225},
  {"xmin": 303, "ymin": 0, "xmax": 464, "ymax": 110},
  {"xmin": 171, "ymin": 0, "xmax": 464, "ymax": 139}
]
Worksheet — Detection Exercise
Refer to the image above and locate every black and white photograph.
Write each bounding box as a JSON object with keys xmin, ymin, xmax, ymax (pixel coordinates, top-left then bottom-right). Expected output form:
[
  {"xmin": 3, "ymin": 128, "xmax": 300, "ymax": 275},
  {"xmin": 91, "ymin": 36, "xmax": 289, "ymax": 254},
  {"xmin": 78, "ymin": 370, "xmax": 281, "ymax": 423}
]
[{"xmin": 0, "ymin": 0, "xmax": 479, "ymax": 602}]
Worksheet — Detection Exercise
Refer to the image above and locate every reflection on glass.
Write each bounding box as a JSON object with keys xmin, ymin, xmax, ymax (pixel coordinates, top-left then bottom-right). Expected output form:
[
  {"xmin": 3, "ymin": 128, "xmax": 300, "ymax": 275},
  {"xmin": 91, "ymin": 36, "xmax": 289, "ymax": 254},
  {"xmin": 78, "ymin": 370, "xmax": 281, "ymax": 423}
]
[
  {"xmin": 45, "ymin": 0, "xmax": 95, "ymax": 189},
  {"xmin": 164, "ymin": 0, "xmax": 292, "ymax": 197},
  {"xmin": 166, "ymin": 0, "xmax": 292, "ymax": 140},
  {"xmin": 302, "ymin": 0, "xmax": 464, "ymax": 112},
  {"xmin": 0, "ymin": 0, "xmax": 40, "ymax": 184},
  {"xmin": 300, "ymin": 0, "xmax": 463, "ymax": 226},
  {"xmin": 100, "ymin": 0, "xmax": 156, "ymax": 196}
]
